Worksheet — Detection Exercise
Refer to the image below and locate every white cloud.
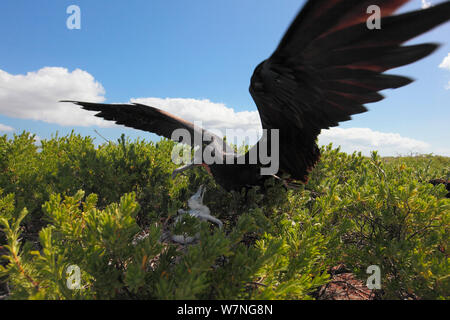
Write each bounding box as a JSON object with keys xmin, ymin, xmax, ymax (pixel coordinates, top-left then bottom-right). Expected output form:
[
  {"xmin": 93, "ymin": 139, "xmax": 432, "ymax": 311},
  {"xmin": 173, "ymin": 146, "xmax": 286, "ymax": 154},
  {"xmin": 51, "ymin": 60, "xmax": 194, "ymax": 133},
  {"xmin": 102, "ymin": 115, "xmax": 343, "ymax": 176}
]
[
  {"xmin": 0, "ymin": 67, "xmax": 110, "ymax": 127},
  {"xmin": 33, "ymin": 135, "xmax": 41, "ymax": 146},
  {"xmin": 130, "ymin": 97, "xmax": 261, "ymax": 131},
  {"xmin": 421, "ymin": 0, "xmax": 432, "ymax": 9},
  {"xmin": 439, "ymin": 53, "xmax": 450, "ymax": 89},
  {"xmin": 130, "ymin": 97, "xmax": 263, "ymax": 144},
  {"xmin": 439, "ymin": 53, "xmax": 450, "ymax": 70},
  {"xmin": 1, "ymin": 67, "xmax": 446, "ymax": 156},
  {"xmin": 127, "ymin": 98, "xmax": 446, "ymax": 156},
  {"xmin": 318, "ymin": 127, "xmax": 439, "ymax": 156},
  {"xmin": 0, "ymin": 123, "xmax": 14, "ymax": 132}
]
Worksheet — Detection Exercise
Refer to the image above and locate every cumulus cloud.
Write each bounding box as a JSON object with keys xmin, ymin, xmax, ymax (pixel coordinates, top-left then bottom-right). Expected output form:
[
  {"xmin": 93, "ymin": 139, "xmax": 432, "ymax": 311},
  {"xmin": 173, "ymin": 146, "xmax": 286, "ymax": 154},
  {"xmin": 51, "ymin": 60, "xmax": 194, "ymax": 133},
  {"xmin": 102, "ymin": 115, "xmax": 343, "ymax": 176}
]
[
  {"xmin": 129, "ymin": 98, "xmax": 444, "ymax": 156},
  {"xmin": 318, "ymin": 127, "xmax": 434, "ymax": 156},
  {"xmin": 421, "ymin": 0, "xmax": 432, "ymax": 9},
  {"xmin": 0, "ymin": 123, "xmax": 14, "ymax": 132},
  {"xmin": 0, "ymin": 67, "xmax": 110, "ymax": 127},
  {"xmin": 439, "ymin": 53, "xmax": 450, "ymax": 70},
  {"xmin": 125, "ymin": 98, "xmax": 441, "ymax": 156},
  {"xmin": 0, "ymin": 66, "xmax": 445, "ymax": 156},
  {"xmin": 130, "ymin": 97, "xmax": 263, "ymax": 144},
  {"xmin": 439, "ymin": 53, "xmax": 450, "ymax": 89}
]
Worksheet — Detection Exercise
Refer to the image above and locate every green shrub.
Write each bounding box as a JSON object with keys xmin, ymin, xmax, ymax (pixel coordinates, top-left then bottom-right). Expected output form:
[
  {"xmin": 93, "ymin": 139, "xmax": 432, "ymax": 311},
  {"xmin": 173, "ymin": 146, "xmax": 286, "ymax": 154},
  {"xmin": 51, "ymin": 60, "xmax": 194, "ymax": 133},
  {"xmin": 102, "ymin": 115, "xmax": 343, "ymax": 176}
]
[
  {"xmin": 0, "ymin": 132, "xmax": 448, "ymax": 299},
  {"xmin": 306, "ymin": 146, "xmax": 449, "ymax": 299}
]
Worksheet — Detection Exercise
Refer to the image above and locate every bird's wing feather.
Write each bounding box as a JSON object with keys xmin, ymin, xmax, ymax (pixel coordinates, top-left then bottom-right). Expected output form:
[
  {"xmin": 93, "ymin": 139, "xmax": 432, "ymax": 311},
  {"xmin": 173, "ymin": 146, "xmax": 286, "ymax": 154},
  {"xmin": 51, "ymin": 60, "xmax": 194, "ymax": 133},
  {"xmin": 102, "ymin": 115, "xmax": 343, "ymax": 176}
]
[
  {"xmin": 61, "ymin": 101, "xmax": 225, "ymax": 149},
  {"xmin": 250, "ymin": 0, "xmax": 450, "ymax": 182}
]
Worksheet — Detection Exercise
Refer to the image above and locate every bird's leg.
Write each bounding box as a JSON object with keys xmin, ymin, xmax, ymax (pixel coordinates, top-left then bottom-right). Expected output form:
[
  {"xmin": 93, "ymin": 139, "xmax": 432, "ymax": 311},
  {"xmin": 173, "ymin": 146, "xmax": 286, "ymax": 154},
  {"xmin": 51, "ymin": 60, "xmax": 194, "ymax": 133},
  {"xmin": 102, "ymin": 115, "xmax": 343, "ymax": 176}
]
[{"xmin": 172, "ymin": 162, "xmax": 195, "ymax": 179}]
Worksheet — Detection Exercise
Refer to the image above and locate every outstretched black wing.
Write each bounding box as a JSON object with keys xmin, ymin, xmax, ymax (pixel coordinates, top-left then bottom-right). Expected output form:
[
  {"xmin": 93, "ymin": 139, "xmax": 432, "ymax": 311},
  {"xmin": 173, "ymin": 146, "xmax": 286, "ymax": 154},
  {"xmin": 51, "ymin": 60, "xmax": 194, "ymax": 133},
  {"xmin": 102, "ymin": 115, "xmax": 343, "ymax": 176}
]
[
  {"xmin": 250, "ymin": 0, "xmax": 450, "ymax": 182},
  {"xmin": 61, "ymin": 101, "xmax": 225, "ymax": 149}
]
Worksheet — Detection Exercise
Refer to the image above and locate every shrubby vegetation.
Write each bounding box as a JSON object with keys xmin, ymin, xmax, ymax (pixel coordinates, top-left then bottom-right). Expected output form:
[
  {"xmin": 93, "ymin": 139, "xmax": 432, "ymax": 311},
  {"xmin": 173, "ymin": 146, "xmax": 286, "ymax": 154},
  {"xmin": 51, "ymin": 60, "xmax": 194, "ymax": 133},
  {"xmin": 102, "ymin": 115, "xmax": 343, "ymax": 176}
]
[{"xmin": 0, "ymin": 132, "xmax": 448, "ymax": 299}]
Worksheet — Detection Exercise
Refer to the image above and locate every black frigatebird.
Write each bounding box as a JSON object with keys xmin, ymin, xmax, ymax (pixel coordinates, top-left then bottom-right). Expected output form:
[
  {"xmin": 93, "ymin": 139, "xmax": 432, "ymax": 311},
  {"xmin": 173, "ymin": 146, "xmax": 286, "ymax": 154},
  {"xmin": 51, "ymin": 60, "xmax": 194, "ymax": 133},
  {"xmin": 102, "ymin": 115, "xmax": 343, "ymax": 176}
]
[{"xmin": 62, "ymin": 0, "xmax": 450, "ymax": 192}]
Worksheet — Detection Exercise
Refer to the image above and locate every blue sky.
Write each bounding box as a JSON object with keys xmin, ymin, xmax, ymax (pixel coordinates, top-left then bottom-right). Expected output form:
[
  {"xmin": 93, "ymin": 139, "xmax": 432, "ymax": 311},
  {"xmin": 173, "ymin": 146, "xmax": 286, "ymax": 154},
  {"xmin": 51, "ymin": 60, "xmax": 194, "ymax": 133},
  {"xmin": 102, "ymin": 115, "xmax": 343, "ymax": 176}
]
[{"xmin": 0, "ymin": 0, "xmax": 449, "ymax": 156}]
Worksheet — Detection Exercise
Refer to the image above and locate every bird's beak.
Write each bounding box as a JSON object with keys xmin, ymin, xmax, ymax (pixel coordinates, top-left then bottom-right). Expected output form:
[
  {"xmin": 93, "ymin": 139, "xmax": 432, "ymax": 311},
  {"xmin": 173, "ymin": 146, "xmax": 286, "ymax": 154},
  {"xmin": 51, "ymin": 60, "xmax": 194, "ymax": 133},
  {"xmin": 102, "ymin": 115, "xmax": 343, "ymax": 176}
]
[
  {"xmin": 192, "ymin": 184, "xmax": 204, "ymax": 199},
  {"xmin": 192, "ymin": 185, "xmax": 205, "ymax": 202},
  {"xmin": 199, "ymin": 185, "xmax": 205, "ymax": 201}
]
